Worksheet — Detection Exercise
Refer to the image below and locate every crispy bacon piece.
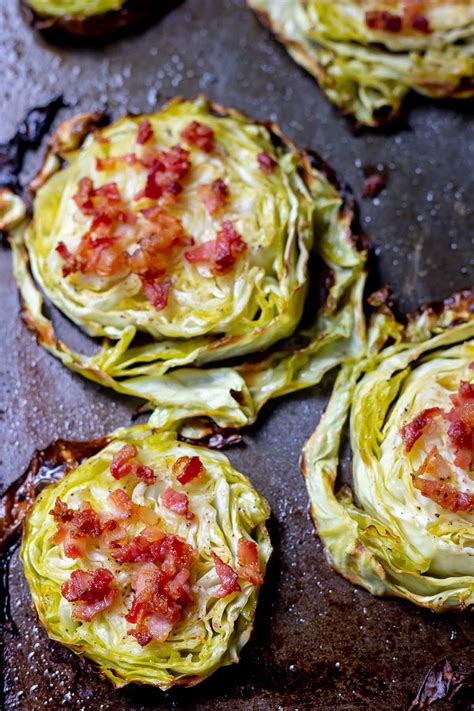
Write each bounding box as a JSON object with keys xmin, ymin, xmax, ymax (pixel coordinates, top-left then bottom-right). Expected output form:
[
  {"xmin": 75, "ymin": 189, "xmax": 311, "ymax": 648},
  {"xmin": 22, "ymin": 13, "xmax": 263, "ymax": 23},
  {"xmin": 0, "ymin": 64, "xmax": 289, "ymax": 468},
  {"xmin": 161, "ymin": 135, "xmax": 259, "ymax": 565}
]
[
  {"xmin": 198, "ymin": 178, "xmax": 229, "ymax": 215},
  {"xmin": 365, "ymin": 10, "xmax": 402, "ymax": 32},
  {"xmin": 137, "ymin": 119, "xmax": 153, "ymax": 145},
  {"xmin": 56, "ymin": 216, "xmax": 128, "ymax": 279},
  {"xmin": 112, "ymin": 526, "xmax": 164, "ymax": 564},
  {"xmin": 126, "ymin": 563, "xmax": 182, "ymax": 646},
  {"xmin": 140, "ymin": 278, "xmax": 171, "ymax": 311},
  {"xmin": 138, "ymin": 144, "xmax": 190, "ymax": 201},
  {"xmin": 213, "ymin": 221, "xmax": 247, "ymax": 275},
  {"xmin": 401, "ymin": 407, "xmax": 442, "ymax": 452},
  {"xmin": 184, "ymin": 220, "xmax": 247, "ymax": 276},
  {"xmin": 237, "ymin": 538, "xmax": 264, "ymax": 586},
  {"xmin": 448, "ymin": 419, "xmax": 472, "ymax": 451},
  {"xmin": 172, "ymin": 455, "xmax": 205, "ymax": 485},
  {"xmin": 413, "ymin": 446, "xmax": 474, "ymax": 512},
  {"xmin": 123, "ymin": 535, "xmax": 196, "ymax": 646},
  {"xmin": 73, "ymin": 178, "xmax": 124, "ymax": 217},
  {"xmin": 127, "ymin": 211, "xmax": 187, "ymax": 277},
  {"xmin": 110, "ymin": 444, "xmax": 155, "ymax": 483},
  {"xmin": 180, "ymin": 121, "xmax": 215, "ymax": 153},
  {"xmin": 257, "ymin": 151, "xmax": 277, "ymax": 174},
  {"xmin": 411, "ymin": 15, "xmax": 430, "ymax": 32},
  {"xmin": 162, "ymin": 487, "xmax": 194, "ymax": 520},
  {"xmin": 50, "ymin": 498, "xmax": 107, "ymax": 558},
  {"xmin": 108, "ymin": 488, "xmax": 158, "ymax": 525},
  {"xmin": 211, "ymin": 552, "xmax": 241, "ymax": 598},
  {"xmin": 61, "ymin": 568, "xmax": 117, "ymax": 621}
]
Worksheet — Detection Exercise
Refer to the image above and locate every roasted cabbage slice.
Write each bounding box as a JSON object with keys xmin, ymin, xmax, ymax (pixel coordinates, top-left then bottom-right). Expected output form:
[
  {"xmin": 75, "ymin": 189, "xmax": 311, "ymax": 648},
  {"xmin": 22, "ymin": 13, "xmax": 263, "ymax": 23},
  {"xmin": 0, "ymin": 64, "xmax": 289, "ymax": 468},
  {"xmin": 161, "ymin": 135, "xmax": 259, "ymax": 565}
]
[
  {"xmin": 302, "ymin": 289, "xmax": 474, "ymax": 609},
  {"xmin": 248, "ymin": 0, "xmax": 474, "ymax": 126},
  {"xmin": 20, "ymin": 0, "xmax": 177, "ymax": 38},
  {"xmin": 9, "ymin": 96, "xmax": 366, "ymax": 433},
  {"xmin": 21, "ymin": 426, "xmax": 271, "ymax": 688}
]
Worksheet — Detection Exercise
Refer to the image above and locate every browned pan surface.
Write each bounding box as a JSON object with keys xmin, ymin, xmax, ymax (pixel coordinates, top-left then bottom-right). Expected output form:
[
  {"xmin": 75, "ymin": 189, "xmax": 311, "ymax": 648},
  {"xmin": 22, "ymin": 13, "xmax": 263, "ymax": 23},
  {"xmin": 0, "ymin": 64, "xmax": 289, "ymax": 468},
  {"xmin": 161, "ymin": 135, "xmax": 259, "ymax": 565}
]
[{"xmin": 1, "ymin": 0, "xmax": 473, "ymax": 708}]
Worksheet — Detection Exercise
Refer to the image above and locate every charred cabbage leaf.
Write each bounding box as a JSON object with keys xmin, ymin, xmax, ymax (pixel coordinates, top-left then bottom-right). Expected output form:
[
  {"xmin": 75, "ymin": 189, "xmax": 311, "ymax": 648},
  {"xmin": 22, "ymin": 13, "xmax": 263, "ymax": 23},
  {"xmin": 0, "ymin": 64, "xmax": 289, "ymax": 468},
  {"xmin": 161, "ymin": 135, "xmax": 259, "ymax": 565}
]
[
  {"xmin": 21, "ymin": 426, "xmax": 271, "ymax": 688},
  {"xmin": 10, "ymin": 96, "xmax": 366, "ymax": 433},
  {"xmin": 248, "ymin": 0, "xmax": 474, "ymax": 126},
  {"xmin": 302, "ymin": 290, "xmax": 474, "ymax": 609}
]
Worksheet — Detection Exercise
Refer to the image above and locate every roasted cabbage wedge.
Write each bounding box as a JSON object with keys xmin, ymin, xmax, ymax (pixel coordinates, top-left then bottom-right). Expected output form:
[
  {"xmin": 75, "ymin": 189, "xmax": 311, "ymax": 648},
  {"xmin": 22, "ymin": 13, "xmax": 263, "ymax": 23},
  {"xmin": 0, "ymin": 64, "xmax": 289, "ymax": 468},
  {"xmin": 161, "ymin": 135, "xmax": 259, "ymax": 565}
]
[
  {"xmin": 302, "ymin": 289, "xmax": 474, "ymax": 609},
  {"xmin": 9, "ymin": 96, "xmax": 366, "ymax": 434},
  {"xmin": 248, "ymin": 0, "xmax": 474, "ymax": 126},
  {"xmin": 21, "ymin": 426, "xmax": 271, "ymax": 688},
  {"xmin": 20, "ymin": 0, "xmax": 177, "ymax": 38}
]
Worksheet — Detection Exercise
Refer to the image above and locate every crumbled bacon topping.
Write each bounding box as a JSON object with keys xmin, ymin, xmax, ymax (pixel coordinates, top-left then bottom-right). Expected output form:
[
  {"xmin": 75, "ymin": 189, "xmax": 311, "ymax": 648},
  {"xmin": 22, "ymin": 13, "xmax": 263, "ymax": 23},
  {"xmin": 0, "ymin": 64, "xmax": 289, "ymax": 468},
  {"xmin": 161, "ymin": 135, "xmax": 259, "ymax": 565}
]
[
  {"xmin": 113, "ymin": 531, "xmax": 196, "ymax": 645},
  {"xmin": 211, "ymin": 552, "xmax": 241, "ymax": 598},
  {"xmin": 365, "ymin": 10, "xmax": 402, "ymax": 32},
  {"xmin": 57, "ymin": 175, "xmax": 189, "ymax": 310},
  {"xmin": 237, "ymin": 538, "xmax": 263, "ymax": 586},
  {"xmin": 136, "ymin": 119, "xmax": 153, "ymax": 145},
  {"xmin": 172, "ymin": 455, "xmax": 205, "ymax": 485},
  {"xmin": 110, "ymin": 444, "xmax": 156, "ymax": 483},
  {"xmin": 162, "ymin": 487, "xmax": 194, "ymax": 520},
  {"xmin": 50, "ymin": 498, "xmax": 113, "ymax": 558},
  {"xmin": 180, "ymin": 121, "xmax": 215, "ymax": 153},
  {"xmin": 411, "ymin": 15, "xmax": 430, "ymax": 32},
  {"xmin": 184, "ymin": 220, "xmax": 247, "ymax": 276},
  {"xmin": 401, "ymin": 407, "xmax": 442, "ymax": 452},
  {"xmin": 257, "ymin": 151, "xmax": 277, "ymax": 174},
  {"xmin": 108, "ymin": 488, "xmax": 159, "ymax": 525},
  {"xmin": 137, "ymin": 145, "xmax": 190, "ymax": 201},
  {"xmin": 366, "ymin": 5, "xmax": 432, "ymax": 33},
  {"xmin": 413, "ymin": 447, "xmax": 474, "ymax": 513},
  {"xmin": 61, "ymin": 568, "xmax": 117, "ymax": 621},
  {"xmin": 403, "ymin": 378, "xmax": 474, "ymax": 512},
  {"xmin": 198, "ymin": 178, "xmax": 229, "ymax": 215}
]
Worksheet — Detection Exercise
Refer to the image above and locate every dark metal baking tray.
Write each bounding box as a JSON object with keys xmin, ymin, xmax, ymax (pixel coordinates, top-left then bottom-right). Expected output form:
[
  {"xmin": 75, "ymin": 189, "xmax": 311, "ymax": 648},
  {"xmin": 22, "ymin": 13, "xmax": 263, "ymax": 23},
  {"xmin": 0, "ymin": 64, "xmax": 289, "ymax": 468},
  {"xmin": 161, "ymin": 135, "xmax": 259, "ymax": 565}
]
[{"xmin": 1, "ymin": 0, "xmax": 473, "ymax": 708}]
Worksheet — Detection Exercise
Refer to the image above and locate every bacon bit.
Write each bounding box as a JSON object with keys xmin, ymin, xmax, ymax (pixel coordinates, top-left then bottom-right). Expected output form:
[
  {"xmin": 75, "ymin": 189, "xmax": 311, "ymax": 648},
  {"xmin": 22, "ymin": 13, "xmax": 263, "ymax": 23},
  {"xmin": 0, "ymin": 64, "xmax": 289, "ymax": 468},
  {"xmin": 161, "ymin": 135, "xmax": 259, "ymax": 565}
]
[
  {"xmin": 137, "ymin": 119, "xmax": 153, "ymax": 145},
  {"xmin": 237, "ymin": 538, "xmax": 264, "ymax": 586},
  {"xmin": 184, "ymin": 220, "xmax": 247, "ymax": 276},
  {"xmin": 411, "ymin": 15, "xmax": 431, "ymax": 32},
  {"xmin": 459, "ymin": 381, "xmax": 474, "ymax": 401},
  {"xmin": 180, "ymin": 121, "xmax": 215, "ymax": 153},
  {"xmin": 162, "ymin": 487, "xmax": 194, "ymax": 520},
  {"xmin": 213, "ymin": 221, "xmax": 247, "ymax": 275},
  {"xmin": 448, "ymin": 419, "xmax": 472, "ymax": 451},
  {"xmin": 137, "ymin": 144, "xmax": 190, "ymax": 202},
  {"xmin": 455, "ymin": 448, "xmax": 473, "ymax": 471},
  {"xmin": 61, "ymin": 568, "xmax": 117, "ymax": 621},
  {"xmin": 401, "ymin": 407, "xmax": 442, "ymax": 452},
  {"xmin": 123, "ymin": 535, "xmax": 196, "ymax": 645},
  {"xmin": 108, "ymin": 488, "xmax": 158, "ymax": 526},
  {"xmin": 257, "ymin": 151, "xmax": 277, "ymax": 174},
  {"xmin": 198, "ymin": 178, "xmax": 229, "ymax": 215},
  {"xmin": 365, "ymin": 10, "xmax": 402, "ymax": 32},
  {"xmin": 128, "ymin": 212, "xmax": 187, "ymax": 275},
  {"xmin": 140, "ymin": 278, "xmax": 171, "ymax": 311},
  {"xmin": 413, "ymin": 446, "xmax": 474, "ymax": 512},
  {"xmin": 112, "ymin": 526, "xmax": 165, "ymax": 565},
  {"xmin": 110, "ymin": 444, "xmax": 156, "ymax": 483},
  {"xmin": 126, "ymin": 563, "xmax": 181, "ymax": 646},
  {"xmin": 50, "ymin": 498, "xmax": 106, "ymax": 558},
  {"xmin": 211, "ymin": 552, "xmax": 241, "ymax": 598},
  {"xmin": 172, "ymin": 456, "xmax": 205, "ymax": 485}
]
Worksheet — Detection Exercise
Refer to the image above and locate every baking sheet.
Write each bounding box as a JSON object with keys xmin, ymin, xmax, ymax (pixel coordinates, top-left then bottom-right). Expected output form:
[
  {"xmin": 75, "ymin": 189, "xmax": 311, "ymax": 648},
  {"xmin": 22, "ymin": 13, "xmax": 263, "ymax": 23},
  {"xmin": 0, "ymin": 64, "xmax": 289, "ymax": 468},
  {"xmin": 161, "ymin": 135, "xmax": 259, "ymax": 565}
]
[{"xmin": 1, "ymin": 0, "xmax": 473, "ymax": 708}]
